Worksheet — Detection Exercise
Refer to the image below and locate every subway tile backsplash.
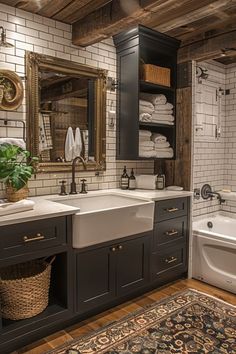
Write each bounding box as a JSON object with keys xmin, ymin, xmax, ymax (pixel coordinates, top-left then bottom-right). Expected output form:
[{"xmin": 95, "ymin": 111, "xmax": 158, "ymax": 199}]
[{"xmin": 0, "ymin": 4, "xmax": 154, "ymax": 198}]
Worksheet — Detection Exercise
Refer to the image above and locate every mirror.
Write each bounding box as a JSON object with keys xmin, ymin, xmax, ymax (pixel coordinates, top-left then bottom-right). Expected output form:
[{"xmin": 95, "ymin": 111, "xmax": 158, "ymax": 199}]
[{"xmin": 26, "ymin": 52, "xmax": 107, "ymax": 172}]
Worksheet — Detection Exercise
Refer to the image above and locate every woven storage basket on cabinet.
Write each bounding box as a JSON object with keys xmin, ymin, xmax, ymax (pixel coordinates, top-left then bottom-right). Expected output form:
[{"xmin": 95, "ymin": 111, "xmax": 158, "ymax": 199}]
[
  {"xmin": 141, "ymin": 63, "xmax": 171, "ymax": 87},
  {"xmin": 0, "ymin": 257, "xmax": 55, "ymax": 320}
]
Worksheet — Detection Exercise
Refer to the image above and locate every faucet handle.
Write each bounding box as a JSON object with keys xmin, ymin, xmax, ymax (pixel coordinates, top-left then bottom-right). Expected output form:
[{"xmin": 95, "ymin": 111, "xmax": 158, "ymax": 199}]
[
  {"xmin": 80, "ymin": 179, "xmax": 88, "ymax": 194},
  {"xmin": 59, "ymin": 180, "xmax": 67, "ymax": 195}
]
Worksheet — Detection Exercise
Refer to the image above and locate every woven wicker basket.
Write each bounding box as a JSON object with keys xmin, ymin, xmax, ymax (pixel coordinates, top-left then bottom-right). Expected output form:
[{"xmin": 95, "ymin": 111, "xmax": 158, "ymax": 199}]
[
  {"xmin": 141, "ymin": 64, "xmax": 171, "ymax": 87},
  {"xmin": 6, "ymin": 184, "xmax": 29, "ymax": 202},
  {"xmin": 0, "ymin": 257, "xmax": 55, "ymax": 320}
]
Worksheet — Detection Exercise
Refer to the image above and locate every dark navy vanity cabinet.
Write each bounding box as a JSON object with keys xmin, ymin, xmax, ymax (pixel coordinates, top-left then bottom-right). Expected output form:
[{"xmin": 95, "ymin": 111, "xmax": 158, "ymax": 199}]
[{"xmin": 0, "ymin": 197, "xmax": 189, "ymax": 353}]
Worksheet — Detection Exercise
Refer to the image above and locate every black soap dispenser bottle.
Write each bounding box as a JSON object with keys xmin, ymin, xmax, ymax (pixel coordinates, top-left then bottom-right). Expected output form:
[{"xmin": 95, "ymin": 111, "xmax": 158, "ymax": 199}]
[
  {"xmin": 120, "ymin": 165, "xmax": 129, "ymax": 189},
  {"xmin": 129, "ymin": 168, "xmax": 136, "ymax": 190}
]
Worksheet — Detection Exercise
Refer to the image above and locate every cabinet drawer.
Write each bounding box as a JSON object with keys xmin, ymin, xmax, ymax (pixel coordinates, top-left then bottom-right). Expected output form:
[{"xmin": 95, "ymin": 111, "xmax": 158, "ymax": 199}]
[
  {"xmin": 0, "ymin": 217, "xmax": 67, "ymax": 259},
  {"xmin": 152, "ymin": 245, "xmax": 186, "ymax": 276},
  {"xmin": 154, "ymin": 216, "xmax": 187, "ymax": 247},
  {"xmin": 155, "ymin": 197, "xmax": 188, "ymax": 222}
]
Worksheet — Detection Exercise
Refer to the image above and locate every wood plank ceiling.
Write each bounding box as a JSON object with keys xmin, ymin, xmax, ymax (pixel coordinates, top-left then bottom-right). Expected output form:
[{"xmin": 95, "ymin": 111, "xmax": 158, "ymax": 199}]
[{"xmin": 1, "ymin": 0, "xmax": 236, "ymax": 64}]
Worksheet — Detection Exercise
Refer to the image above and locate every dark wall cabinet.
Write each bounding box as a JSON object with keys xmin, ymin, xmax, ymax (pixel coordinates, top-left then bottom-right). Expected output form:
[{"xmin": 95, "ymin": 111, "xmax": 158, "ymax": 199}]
[
  {"xmin": 114, "ymin": 25, "xmax": 180, "ymax": 160},
  {"xmin": 76, "ymin": 235, "xmax": 150, "ymax": 314}
]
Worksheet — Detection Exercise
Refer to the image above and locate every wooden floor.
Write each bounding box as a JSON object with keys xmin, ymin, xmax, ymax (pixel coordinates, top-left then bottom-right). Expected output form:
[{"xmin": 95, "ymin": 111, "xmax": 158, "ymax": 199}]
[{"xmin": 15, "ymin": 279, "xmax": 236, "ymax": 354}]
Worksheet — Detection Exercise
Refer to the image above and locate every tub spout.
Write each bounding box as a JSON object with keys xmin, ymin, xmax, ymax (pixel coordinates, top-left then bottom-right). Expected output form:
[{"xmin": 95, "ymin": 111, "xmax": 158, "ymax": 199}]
[{"xmin": 206, "ymin": 191, "xmax": 225, "ymax": 205}]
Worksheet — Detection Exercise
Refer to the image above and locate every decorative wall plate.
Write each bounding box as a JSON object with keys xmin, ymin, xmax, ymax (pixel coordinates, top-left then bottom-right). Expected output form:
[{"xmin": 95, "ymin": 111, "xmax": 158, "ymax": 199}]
[{"xmin": 0, "ymin": 70, "xmax": 23, "ymax": 111}]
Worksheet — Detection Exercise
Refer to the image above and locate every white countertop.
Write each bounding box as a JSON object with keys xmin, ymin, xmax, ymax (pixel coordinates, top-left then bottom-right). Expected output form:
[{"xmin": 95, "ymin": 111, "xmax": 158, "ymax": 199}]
[
  {"xmin": 0, "ymin": 188, "xmax": 192, "ymax": 227},
  {"xmin": 0, "ymin": 198, "xmax": 79, "ymax": 227}
]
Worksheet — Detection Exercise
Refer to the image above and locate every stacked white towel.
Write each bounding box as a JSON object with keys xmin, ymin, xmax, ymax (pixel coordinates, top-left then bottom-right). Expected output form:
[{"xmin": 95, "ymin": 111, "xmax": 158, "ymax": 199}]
[
  {"xmin": 139, "ymin": 99, "xmax": 154, "ymax": 115},
  {"xmin": 151, "ymin": 133, "xmax": 173, "ymax": 158},
  {"xmin": 139, "ymin": 130, "xmax": 156, "ymax": 158},
  {"xmin": 0, "ymin": 138, "xmax": 26, "ymax": 149},
  {"xmin": 139, "ymin": 94, "xmax": 174, "ymax": 125}
]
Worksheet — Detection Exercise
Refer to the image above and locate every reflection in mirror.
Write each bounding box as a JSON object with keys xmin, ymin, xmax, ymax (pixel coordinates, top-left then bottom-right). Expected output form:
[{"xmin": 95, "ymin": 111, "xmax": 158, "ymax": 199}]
[{"xmin": 26, "ymin": 52, "xmax": 107, "ymax": 173}]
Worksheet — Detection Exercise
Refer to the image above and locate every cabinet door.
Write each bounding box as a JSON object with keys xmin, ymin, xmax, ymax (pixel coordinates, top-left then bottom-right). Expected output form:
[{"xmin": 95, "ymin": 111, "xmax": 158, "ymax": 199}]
[
  {"xmin": 76, "ymin": 246, "xmax": 116, "ymax": 314},
  {"xmin": 116, "ymin": 235, "xmax": 150, "ymax": 297}
]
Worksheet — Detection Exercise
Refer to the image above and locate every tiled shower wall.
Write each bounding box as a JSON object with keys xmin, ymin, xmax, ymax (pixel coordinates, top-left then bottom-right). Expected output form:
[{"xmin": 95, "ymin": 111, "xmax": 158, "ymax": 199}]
[
  {"xmin": 192, "ymin": 60, "xmax": 226, "ymax": 216},
  {"xmin": 0, "ymin": 4, "xmax": 153, "ymax": 198}
]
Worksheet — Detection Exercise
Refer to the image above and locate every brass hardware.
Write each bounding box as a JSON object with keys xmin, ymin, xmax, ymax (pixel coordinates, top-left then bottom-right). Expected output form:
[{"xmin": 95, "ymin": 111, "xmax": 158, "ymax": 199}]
[
  {"xmin": 23, "ymin": 233, "xmax": 45, "ymax": 242},
  {"xmin": 165, "ymin": 229, "xmax": 178, "ymax": 236},
  {"xmin": 165, "ymin": 256, "xmax": 178, "ymax": 264},
  {"xmin": 118, "ymin": 245, "xmax": 123, "ymax": 250},
  {"xmin": 166, "ymin": 207, "xmax": 179, "ymax": 212},
  {"xmin": 111, "ymin": 247, "xmax": 116, "ymax": 252}
]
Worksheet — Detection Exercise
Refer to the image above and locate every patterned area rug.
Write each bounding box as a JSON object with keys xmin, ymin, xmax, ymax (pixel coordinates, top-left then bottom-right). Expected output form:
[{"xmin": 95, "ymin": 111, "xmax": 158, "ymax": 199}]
[{"xmin": 47, "ymin": 289, "xmax": 236, "ymax": 354}]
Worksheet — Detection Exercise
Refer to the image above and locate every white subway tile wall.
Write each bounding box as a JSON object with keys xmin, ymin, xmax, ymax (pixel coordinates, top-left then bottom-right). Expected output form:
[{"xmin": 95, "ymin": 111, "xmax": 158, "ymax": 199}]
[
  {"xmin": 0, "ymin": 4, "xmax": 154, "ymax": 198},
  {"xmin": 192, "ymin": 60, "xmax": 226, "ymax": 217}
]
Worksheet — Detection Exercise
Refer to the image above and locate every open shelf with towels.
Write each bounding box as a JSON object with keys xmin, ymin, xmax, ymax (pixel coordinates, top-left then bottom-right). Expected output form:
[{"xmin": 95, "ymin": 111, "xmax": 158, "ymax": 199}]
[{"xmin": 114, "ymin": 25, "xmax": 180, "ymax": 160}]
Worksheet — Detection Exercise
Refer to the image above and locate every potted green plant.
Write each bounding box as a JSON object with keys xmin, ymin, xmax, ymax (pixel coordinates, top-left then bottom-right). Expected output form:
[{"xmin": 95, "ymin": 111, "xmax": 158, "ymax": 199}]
[{"xmin": 0, "ymin": 143, "xmax": 38, "ymax": 202}]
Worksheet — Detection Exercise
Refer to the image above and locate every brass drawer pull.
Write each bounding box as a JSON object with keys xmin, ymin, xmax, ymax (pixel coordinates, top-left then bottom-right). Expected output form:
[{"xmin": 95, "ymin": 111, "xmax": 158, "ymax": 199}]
[
  {"xmin": 165, "ymin": 256, "xmax": 178, "ymax": 264},
  {"xmin": 23, "ymin": 233, "xmax": 45, "ymax": 243},
  {"xmin": 111, "ymin": 247, "xmax": 116, "ymax": 252},
  {"xmin": 166, "ymin": 207, "xmax": 179, "ymax": 212},
  {"xmin": 165, "ymin": 229, "xmax": 178, "ymax": 236}
]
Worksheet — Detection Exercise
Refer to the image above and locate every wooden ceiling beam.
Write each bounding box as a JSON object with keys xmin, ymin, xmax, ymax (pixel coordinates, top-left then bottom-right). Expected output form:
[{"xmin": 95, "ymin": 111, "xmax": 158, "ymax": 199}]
[
  {"xmin": 178, "ymin": 29, "xmax": 236, "ymax": 63},
  {"xmin": 152, "ymin": 0, "xmax": 231, "ymax": 32},
  {"xmin": 37, "ymin": 0, "xmax": 74, "ymax": 18},
  {"xmin": 53, "ymin": 0, "xmax": 112, "ymax": 23}
]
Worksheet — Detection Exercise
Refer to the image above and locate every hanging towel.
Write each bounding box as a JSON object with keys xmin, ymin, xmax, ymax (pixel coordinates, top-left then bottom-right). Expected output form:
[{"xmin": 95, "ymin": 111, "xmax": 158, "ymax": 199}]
[
  {"xmin": 151, "ymin": 133, "xmax": 167, "ymax": 143},
  {"xmin": 65, "ymin": 126, "xmax": 74, "ymax": 162},
  {"xmin": 39, "ymin": 113, "xmax": 48, "ymax": 153},
  {"xmin": 139, "ymin": 112, "xmax": 152, "ymax": 122},
  {"xmin": 73, "ymin": 127, "xmax": 83, "ymax": 158},
  {"xmin": 140, "ymin": 93, "xmax": 167, "ymax": 105},
  {"xmin": 0, "ymin": 138, "xmax": 26, "ymax": 149}
]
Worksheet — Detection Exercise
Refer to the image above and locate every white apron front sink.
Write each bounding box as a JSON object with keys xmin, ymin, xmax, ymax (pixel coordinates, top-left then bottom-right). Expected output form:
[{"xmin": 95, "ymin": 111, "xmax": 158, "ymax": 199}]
[{"xmin": 55, "ymin": 193, "xmax": 154, "ymax": 248}]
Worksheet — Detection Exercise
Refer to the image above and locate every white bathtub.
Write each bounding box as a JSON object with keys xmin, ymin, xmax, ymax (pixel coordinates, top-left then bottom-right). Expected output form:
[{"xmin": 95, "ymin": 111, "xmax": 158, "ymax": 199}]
[{"xmin": 192, "ymin": 214, "xmax": 236, "ymax": 294}]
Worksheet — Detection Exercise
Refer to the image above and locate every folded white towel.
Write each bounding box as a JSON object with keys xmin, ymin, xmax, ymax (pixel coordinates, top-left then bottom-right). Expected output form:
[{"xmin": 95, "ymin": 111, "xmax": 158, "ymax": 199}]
[
  {"xmin": 139, "ymin": 130, "xmax": 152, "ymax": 137},
  {"xmin": 154, "ymin": 109, "xmax": 173, "ymax": 115},
  {"xmin": 0, "ymin": 199, "xmax": 35, "ymax": 216},
  {"xmin": 155, "ymin": 148, "xmax": 174, "ymax": 158},
  {"xmin": 139, "ymin": 112, "xmax": 152, "ymax": 122},
  {"xmin": 139, "ymin": 150, "xmax": 157, "ymax": 158},
  {"xmin": 153, "ymin": 120, "xmax": 174, "ymax": 125},
  {"xmin": 136, "ymin": 174, "xmax": 157, "ymax": 189},
  {"xmin": 140, "ymin": 93, "xmax": 167, "ymax": 105},
  {"xmin": 139, "ymin": 106, "xmax": 154, "ymax": 115},
  {"xmin": 152, "ymin": 113, "xmax": 174, "ymax": 122},
  {"xmin": 139, "ymin": 148, "xmax": 155, "ymax": 153},
  {"xmin": 154, "ymin": 102, "xmax": 173, "ymax": 110},
  {"xmin": 155, "ymin": 147, "xmax": 173, "ymax": 152},
  {"xmin": 139, "ymin": 99, "xmax": 154, "ymax": 109},
  {"xmin": 154, "ymin": 141, "xmax": 170, "ymax": 148},
  {"xmin": 139, "ymin": 140, "xmax": 154, "ymax": 147},
  {"xmin": 151, "ymin": 133, "xmax": 167, "ymax": 143},
  {"xmin": 73, "ymin": 127, "xmax": 82, "ymax": 158},
  {"xmin": 65, "ymin": 126, "xmax": 74, "ymax": 162},
  {"xmin": 0, "ymin": 138, "xmax": 26, "ymax": 149}
]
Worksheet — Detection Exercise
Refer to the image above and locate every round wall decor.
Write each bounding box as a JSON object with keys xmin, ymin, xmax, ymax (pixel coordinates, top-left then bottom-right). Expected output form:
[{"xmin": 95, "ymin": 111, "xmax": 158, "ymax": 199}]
[{"xmin": 0, "ymin": 70, "xmax": 24, "ymax": 111}]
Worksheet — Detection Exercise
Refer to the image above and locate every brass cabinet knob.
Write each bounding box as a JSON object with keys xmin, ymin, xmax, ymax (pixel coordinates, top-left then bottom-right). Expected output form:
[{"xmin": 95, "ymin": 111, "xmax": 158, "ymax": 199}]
[
  {"xmin": 111, "ymin": 247, "xmax": 116, "ymax": 252},
  {"xmin": 118, "ymin": 245, "xmax": 123, "ymax": 250}
]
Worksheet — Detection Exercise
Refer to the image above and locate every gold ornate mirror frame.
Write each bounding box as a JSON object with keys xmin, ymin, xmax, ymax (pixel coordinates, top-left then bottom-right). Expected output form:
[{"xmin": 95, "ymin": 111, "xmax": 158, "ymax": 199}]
[{"xmin": 26, "ymin": 51, "xmax": 107, "ymax": 173}]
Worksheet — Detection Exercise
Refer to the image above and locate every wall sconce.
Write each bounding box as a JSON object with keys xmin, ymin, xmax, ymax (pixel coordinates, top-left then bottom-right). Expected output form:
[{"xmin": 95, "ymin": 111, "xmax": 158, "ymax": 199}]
[
  {"xmin": 0, "ymin": 26, "xmax": 14, "ymax": 48},
  {"xmin": 108, "ymin": 100, "xmax": 116, "ymax": 127},
  {"xmin": 106, "ymin": 77, "xmax": 118, "ymax": 92}
]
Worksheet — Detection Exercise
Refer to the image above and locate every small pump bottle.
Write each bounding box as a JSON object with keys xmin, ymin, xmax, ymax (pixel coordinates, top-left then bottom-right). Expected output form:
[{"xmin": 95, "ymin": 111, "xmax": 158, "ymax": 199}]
[
  {"xmin": 120, "ymin": 165, "xmax": 129, "ymax": 189},
  {"xmin": 129, "ymin": 168, "xmax": 136, "ymax": 190}
]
